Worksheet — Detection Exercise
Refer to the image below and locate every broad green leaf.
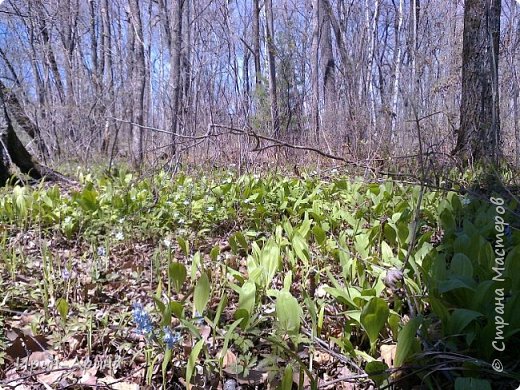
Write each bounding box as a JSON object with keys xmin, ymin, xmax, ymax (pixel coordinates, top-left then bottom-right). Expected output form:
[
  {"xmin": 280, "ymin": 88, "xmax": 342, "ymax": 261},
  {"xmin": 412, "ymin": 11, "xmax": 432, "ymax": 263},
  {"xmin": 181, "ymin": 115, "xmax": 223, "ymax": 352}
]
[
  {"xmin": 283, "ymin": 271, "xmax": 293, "ymax": 291},
  {"xmin": 186, "ymin": 339, "xmax": 204, "ymax": 388},
  {"xmin": 381, "ymin": 241, "xmax": 394, "ymax": 263},
  {"xmin": 292, "ymin": 232, "xmax": 309, "ymax": 263},
  {"xmin": 447, "ymin": 309, "xmax": 482, "ymax": 335},
  {"xmin": 234, "ymin": 232, "xmax": 248, "ymax": 250},
  {"xmin": 262, "ymin": 241, "xmax": 280, "ymax": 287},
  {"xmin": 234, "ymin": 308, "xmax": 250, "ymax": 331},
  {"xmin": 312, "ymin": 224, "xmax": 326, "ymax": 245},
  {"xmin": 210, "ymin": 246, "xmax": 220, "ymax": 262},
  {"xmin": 56, "ymin": 298, "xmax": 69, "ymax": 322},
  {"xmin": 360, "ymin": 297, "xmax": 389, "ymax": 348},
  {"xmin": 395, "ymin": 317, "xmax": 422, "ymax": 367},
  {"xmin": 276, "ymin": 291, "xmax": 302, "ymax": 334},
  {"xmin": 297, "ymin": 217, "xmax": 312, "ymax": 237},
  {"xmin": 170, "ymin": 301, "xmax": 184, "ymax": 319},
  {"xmin": 237, "ymin": 281, "xmax": 256, "ymax": 315},
  {"xmin": 169, "ymin": 262, "xmax": 187, "ymax": 293},
  {"xmin": 450, "ymin": 253, "xmax": 473, "ymax": 278},
  {"xmin": 177, "ymin": 237, "xmax": 190, "ymax": 256},
  {"xmin": 194, "ymin": 272, "xmax": 211, "ymax": 314}
]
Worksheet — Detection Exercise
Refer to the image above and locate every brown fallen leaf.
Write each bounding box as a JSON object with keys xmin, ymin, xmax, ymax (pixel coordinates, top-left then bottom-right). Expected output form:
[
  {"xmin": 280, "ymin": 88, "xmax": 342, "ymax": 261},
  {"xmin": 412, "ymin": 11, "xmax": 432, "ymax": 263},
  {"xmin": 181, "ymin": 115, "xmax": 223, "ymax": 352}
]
[{"xmin": 380, "ymin": 344, "xmax": 396, "ymax": 368}]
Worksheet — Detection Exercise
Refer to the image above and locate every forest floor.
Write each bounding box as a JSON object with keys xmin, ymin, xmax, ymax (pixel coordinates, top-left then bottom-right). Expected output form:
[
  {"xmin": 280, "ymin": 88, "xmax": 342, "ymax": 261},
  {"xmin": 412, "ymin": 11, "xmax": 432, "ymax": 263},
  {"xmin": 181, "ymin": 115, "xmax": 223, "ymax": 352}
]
[{"xmin": 0, "ymin": 167, "xmax": 519, "ymax": 389}]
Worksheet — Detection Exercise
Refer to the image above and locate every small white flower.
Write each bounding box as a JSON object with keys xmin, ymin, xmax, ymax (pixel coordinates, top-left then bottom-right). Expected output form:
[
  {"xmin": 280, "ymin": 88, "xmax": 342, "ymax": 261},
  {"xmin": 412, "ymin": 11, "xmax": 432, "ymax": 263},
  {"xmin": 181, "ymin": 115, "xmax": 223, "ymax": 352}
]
[
  {"xmin": 118, "ymin": 217, "xmax": 125, "ymax": 224},
  {"xmin": 207, "ymin": 206, "xmax": 214, "ymax": 212},
  {"xmin": 331, "ymin": 168, "xmax": 338, "ymax": 174},
  {"xmin": 183, "ymin": 200, "xmax": 190, "ymax": 205},
  {"xmin": 461, "ymin": 196, "xmax": 471, "ymax": 206},
  {"xmin": 178, "ymin": 218, "xmax": 185, "ymax": 224},
  {"xmin": 163, "ymin": 239, "xmax": 172, "ymax": 248},
  {"xmin": 244, "ymin": 199, "xmax": 250, "ymax": 204},
  {"xmin": 115, "ymin": 231, "xmax": 124, "ymax": 240}
]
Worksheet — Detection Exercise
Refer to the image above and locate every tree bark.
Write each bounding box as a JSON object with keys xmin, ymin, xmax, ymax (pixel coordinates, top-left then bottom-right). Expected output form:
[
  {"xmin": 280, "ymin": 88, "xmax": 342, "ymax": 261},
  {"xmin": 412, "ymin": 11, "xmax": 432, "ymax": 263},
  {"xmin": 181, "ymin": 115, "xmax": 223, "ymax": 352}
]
[
  {"xmin": 252, "ymin": 0, "xmax": 262, "ymax": 86},
  {"xmin": 170, "ymin": 0, "xmax": 183, "ymax": 156},
  {"xmin": 127, "ymin": 0, "xmax": 145, "ymax": 168},
  {"xmin": 455, "ymin": 0, "xmax": 501, "ymax": 164},
  {"xmin": 264, "ymin": 0, "xmax": 280, "ymax": 136}
]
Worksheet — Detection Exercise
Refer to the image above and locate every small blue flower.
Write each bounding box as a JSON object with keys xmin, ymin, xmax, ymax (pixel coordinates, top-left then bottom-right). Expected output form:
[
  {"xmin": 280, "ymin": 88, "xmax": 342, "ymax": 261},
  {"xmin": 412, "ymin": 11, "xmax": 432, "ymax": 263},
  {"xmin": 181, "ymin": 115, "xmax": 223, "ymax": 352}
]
[
  {"xmin": 97, "ymin": 246, "xmax": 106, "ymax": 257},
  {"xmin": 163, "ymin": 327, "xmax": 181, "ymax": 349},
  {"xmin": 61, "ymin": 269, "xmax": 71, "ymax": 280},
  {"xmin": 193, "ymin": 311, "xmax": 204, "ymax": 325},
  {"xmin": 132, "ymin": 303, "xmax": 153, "ymax": 334}
]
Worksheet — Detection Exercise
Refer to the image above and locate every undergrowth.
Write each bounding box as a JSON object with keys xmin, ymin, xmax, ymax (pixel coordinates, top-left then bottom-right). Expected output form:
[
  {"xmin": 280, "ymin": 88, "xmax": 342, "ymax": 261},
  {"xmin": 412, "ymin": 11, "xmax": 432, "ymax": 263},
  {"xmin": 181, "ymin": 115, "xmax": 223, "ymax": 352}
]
[{"xmin": 0, "ymin": 168, "xmax": 518, "ymax": 389}]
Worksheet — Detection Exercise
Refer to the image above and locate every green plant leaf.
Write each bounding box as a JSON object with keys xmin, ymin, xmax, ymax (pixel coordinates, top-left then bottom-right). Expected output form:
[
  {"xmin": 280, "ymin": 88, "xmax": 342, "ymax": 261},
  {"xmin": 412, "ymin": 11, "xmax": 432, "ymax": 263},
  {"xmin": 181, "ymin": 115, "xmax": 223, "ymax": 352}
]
[
  {"xmin": 447, "ymin": 309, "xmax": 482, "ymax": 335},
  {"xmin": 395, "ymin": 317, "xmax": 422, "ymax": 367},
  {"xmin": 276, "ymin": 291, "xmax": 302, "ymax": 334},
  {"xmin": 169, "ymin": 262, "xmax": 187, "ymax": 293},
  {"xmin": 360, "ymin": 297, "xmax": 389, "ymax": 348},
  {"xmin": 177, "ymin": 237, "xmax": 190, "ymax": 256},
  {"xmin": 365, "ymin": 361, "xmax": 389, "ymax": 387},
  {"xmin": 292, "ymin": 232, "xmax": 309, "ymax": 263},
  {"xmin": 194, "ymin": 272, "xmax": 211, "ymax": 314},
  {"xmin": 186, "ymin": 339, "xmax": 204, "ymax": 387},
  {"xmin": 237, "ymin": 281, "xmax": 256, "ymax": 315},
  {"xmin": 56, "ymin": 298, "xmax": 69, "ymax": 322},
  {"xmin": 312, "ymin": 224, "xmax": 326, "ymax": 245},
  {"xmin": 281, "ymin": 364, "xmax": 294, "ymax": 390}
]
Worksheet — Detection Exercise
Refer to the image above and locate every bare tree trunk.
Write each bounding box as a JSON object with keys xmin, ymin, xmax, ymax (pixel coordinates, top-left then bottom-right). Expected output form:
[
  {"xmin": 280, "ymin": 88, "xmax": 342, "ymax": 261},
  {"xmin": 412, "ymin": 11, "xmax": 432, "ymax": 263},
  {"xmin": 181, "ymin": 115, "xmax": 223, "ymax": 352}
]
[
  {"xmin": 366, "ymin": 0, "xmax": 380, "ymax": 133},
  {"xmin": 170, "ymin": 0, "xmax": 184, "ymax": 156},
  {"xmin": 455, "ymin": 0, "xmax": 501, "ymax": 164},
  {"xmin": 252, "ymin": 0, "xmax": 262, "ymax": 87},
  {"xmin": 264, "ymin": 0, "xmax": 280, "ymax": 136},
  {"xmin": 319, "ymin": 0, "xmax": 335, "ymax": 110},
  {"xmin": 390, "ymin": 0, "xmax": 404, "ymax": 144},
  {"xmin": 127, "ymin": 0, "xmax": 145, "ymax": 168},
  {"xmin": 101, "ymin": 0, "xmax": 115, "ymax": 154},
  {"xmin": 311, "ymin": 0, "xmax": 320, "ymax": 141}
]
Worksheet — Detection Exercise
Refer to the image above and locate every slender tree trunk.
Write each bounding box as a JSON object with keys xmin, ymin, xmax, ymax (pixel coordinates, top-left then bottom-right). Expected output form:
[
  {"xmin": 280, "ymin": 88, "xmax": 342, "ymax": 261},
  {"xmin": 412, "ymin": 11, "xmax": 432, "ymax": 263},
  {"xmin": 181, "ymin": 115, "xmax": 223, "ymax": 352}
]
[
  {"xmin": 264, "ymin": 0, "xmax": 280, "ymax": 136},
  {"xmin": 101, "ymin": 0, "xmax": 115, "ymax": 154},
  {"xmin": 366, "ymin": 0, "xmax": 380, "ymax": 133},
  {"xmin": 311, "ymin": 0, "xmax": 320, "ymax": 141},
  {"xmin": 390, "ymin": 0, "xmax": 404, "ymax": 143},
  {"xmin": 455, "ymin": 0, "xmax": 501, "ymax": 164},
  {"xmin": 127, "ymin": 0, "xmax": 145, "ymax": 168},
  {"xmin": 170, "ymin": 0, "xmax": 183, "ymax": 156},
  {"xmin": 252, "ymin": 0, "xmax": 262, "ymax": 87}
]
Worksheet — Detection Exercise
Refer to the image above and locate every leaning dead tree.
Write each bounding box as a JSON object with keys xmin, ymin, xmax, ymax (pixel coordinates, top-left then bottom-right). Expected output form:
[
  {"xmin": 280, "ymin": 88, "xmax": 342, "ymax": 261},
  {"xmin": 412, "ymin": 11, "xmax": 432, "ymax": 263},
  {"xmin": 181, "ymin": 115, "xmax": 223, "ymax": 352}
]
[{"xmin": 0, "ymin": 81, "xmax": 71, "ymax": 186}]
